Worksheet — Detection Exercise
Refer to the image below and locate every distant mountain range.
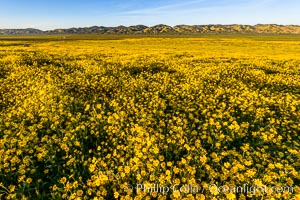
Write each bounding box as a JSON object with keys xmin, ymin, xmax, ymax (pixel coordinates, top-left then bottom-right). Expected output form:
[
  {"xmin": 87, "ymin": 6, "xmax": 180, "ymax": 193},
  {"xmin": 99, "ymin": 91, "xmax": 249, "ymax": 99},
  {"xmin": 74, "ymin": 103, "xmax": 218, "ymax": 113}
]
[{"xmin": 1, "ymin": 24, "xmax": 300, "ymax": 35}]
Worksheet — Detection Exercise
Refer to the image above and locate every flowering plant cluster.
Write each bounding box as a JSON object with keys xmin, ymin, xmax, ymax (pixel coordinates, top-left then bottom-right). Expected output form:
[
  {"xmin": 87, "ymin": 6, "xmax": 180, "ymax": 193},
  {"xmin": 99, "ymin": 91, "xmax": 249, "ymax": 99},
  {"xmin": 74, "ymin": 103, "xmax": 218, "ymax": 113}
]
[{"xmin": 0, "ymin": 37, "xmax": 299, "ymax": 199}]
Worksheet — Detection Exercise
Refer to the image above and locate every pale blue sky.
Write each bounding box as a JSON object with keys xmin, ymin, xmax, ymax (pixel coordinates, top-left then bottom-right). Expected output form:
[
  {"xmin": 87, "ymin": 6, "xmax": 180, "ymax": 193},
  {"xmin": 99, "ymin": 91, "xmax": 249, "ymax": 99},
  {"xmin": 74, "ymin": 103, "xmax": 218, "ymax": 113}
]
[{"xmin": 0, "ymin": 0, "xmax": 299, "ymax": 30}]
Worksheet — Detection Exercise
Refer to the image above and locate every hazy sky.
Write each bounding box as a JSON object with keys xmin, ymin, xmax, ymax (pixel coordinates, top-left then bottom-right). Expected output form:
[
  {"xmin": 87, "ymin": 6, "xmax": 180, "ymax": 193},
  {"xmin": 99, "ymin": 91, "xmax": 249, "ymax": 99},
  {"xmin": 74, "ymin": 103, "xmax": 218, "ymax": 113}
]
[{"xmin": 0, "ymin": 0, "xmax": 299, "ymax": 30}]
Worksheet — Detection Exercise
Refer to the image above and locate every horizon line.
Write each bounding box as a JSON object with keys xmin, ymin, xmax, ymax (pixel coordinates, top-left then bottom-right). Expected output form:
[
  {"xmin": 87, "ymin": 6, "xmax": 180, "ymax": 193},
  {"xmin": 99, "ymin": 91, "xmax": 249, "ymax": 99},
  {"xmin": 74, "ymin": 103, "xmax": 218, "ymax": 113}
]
[{"xmin": 1, "ymin": 23, "xmax": 300, "ymax": 31}]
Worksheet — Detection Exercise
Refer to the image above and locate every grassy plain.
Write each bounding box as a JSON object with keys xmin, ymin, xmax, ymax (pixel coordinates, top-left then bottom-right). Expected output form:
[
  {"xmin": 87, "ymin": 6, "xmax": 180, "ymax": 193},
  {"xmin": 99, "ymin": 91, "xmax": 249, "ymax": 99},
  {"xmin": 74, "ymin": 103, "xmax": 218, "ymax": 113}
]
[{"xmin": 0, "ymin": 35, "xmax": 300, "ymax": 199}]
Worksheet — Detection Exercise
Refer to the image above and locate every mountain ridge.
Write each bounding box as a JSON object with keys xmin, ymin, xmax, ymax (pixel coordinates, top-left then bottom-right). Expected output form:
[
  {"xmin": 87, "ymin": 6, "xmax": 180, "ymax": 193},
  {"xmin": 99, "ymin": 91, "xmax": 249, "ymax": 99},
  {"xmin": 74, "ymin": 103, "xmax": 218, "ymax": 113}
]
[{"xmin": 1, "ymin": 24, "xmax": 300, "ymax": 35}]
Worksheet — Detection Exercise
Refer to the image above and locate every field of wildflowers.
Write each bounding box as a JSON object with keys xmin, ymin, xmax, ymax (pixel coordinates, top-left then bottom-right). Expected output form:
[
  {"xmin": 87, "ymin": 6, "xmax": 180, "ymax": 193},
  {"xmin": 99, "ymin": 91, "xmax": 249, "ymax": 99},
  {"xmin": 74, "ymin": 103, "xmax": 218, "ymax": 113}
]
[{"xmin": 0, "ymin": 36, "xmax": 300, "ymax": 199}]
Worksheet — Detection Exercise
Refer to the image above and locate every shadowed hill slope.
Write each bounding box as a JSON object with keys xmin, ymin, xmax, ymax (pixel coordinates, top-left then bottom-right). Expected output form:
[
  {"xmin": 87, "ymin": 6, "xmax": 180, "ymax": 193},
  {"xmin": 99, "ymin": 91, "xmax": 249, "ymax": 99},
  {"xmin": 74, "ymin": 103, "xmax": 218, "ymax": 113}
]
[{"xmin": 1, "ymin": 24, "xmax": 300, "ymax": 35}]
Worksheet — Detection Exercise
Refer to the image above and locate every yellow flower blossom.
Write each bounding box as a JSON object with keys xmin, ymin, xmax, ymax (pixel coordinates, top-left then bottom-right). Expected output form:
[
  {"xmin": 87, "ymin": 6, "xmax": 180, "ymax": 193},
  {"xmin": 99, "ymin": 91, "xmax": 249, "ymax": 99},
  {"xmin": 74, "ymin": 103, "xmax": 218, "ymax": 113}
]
[{"xmin": 0, "ymin": 35, "xmax": 299, "ymax": 200}]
